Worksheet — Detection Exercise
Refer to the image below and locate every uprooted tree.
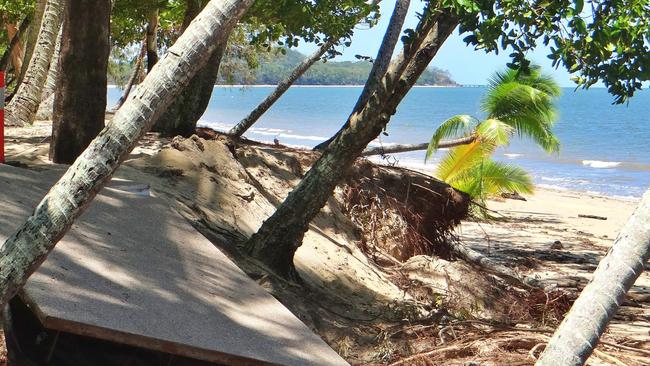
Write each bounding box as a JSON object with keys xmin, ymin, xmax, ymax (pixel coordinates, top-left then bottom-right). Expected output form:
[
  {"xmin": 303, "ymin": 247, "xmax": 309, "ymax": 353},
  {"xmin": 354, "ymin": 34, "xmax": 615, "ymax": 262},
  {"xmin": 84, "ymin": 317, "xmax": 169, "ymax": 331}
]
[
  {"xmin": 245, "ymin": 0, "xmax": 458, "ymax": 278},
  {"xmin": 0, "ymin": 0, "xmax": 255, "ymax": 308}
]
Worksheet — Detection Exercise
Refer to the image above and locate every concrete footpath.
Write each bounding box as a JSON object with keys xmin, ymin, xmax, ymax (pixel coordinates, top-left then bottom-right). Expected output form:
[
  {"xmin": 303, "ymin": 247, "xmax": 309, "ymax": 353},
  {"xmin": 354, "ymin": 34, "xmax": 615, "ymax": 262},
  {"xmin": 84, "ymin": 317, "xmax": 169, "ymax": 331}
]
[{"xmin": 0, "ymin": 164, "xmax": 348, "ymax": 366}]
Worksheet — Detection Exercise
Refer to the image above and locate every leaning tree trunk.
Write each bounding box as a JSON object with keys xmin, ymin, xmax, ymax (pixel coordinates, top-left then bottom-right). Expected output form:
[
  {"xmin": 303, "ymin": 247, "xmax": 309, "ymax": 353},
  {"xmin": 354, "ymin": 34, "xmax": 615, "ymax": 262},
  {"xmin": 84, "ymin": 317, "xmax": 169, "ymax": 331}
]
[
  {"xmin": 536, "ymin": 190, "xmax": 650, "ymax": 366},
  {"xmin": 0, "ymin": 17, "xmax": 31, "ymax": 72},
  {"xmin": 145, "ymin": 8, "xmax": 159, "ymax": 73},
  {"xmin": 5, "ymin": 23, "xmax": 26, "ymax": 77},
  {"xmin": 361, "ymin": 136, "xmax": 477, "ymax": 156},
  {"xmin": 50, "ymin": 0, "xmax": 111, "ymax": 164},
  {"xmin": 228, "ymin": 39, "xmax": 335, "ymax": 138},
  {"xmin": 35, "ymin": 25, "xmax": 62, "ymax": 121},
  {"xmin": 152, "ymin": 0, "xmax": 226, "ymax": 138},
  {"xmin": 246, "ymin": 7, "xmax": 458, "ymax": 278},
  {"xmin": 19, "ymin": 0, "xmax": 47, "ymax": 85},
  {"xmin": 152, "ymin": 44, "xmax": 225, "ymax": 137},
  {"xmin": 314, "ymin": 0, "xmax": 410, "ymax": 150},
  {"xmin": 0, "ymin": 0, "xmax": 254, "ymax": 308},
  {"xmin": 5, "ymin": 0, "xmax": 63, "ymax": 127},
  {"xmin": 112, "ymin": 40, "xmax": 147, "ymax": 111}
]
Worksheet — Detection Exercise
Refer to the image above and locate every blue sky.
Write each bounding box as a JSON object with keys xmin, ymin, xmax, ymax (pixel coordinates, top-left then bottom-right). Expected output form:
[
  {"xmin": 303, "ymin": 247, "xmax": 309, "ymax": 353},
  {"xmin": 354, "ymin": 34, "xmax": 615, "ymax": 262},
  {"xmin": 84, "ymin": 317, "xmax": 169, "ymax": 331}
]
[{"xmin": 297, "ymin": 0, "xmax": 577, "ymax": 86}]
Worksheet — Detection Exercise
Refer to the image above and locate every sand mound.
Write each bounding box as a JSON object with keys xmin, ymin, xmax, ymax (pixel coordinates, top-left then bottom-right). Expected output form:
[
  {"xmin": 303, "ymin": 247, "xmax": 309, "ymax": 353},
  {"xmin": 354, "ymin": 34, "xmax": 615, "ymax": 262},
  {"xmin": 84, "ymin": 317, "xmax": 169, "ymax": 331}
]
[{"xmin": 125, "ymin": 134, "xmax": 472, "ymax": 321}]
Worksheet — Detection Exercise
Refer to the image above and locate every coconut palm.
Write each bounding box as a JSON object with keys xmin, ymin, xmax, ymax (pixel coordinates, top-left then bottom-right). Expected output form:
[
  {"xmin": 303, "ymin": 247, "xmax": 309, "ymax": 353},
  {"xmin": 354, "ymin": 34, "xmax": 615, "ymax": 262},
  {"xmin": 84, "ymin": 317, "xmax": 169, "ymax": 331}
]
[
  {"xmin": 426, "ymin": 66, "xmax": 560, "ymax": 206},
  {"xmin": 5, "ymin": 0, "xmax": 64, "ymax": 127}
]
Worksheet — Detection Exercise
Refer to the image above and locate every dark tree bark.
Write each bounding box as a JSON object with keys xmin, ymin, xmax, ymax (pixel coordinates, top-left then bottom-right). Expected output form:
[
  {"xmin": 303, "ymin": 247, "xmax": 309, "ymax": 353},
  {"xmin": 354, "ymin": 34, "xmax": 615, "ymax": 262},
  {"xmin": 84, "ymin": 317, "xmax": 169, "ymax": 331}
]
[
  {"xmin": 152, "ymin": 0, "xmax": 224, "ymax": 138},
  {"xmin": 50, "ymin": 0, "xmax": 111, "ymax": 164},
  {"xmin": 145, "ymin": 8, "xmax": 159, "ymax": 73},
  {"xmin": 314, "ymin": 0, "xmax": 411, "ymax": 150},
  {"xmin": 245, "ymin": 7, "xmax": 458, "ymax": 278}
]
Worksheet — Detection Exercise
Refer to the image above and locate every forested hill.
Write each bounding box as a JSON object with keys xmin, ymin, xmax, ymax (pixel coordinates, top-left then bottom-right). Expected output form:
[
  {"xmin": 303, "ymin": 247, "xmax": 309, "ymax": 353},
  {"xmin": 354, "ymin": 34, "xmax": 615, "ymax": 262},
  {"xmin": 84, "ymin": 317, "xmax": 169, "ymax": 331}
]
[{"xmin": 218, "ymin": 49, "xmax": 457, "ymax": 86}]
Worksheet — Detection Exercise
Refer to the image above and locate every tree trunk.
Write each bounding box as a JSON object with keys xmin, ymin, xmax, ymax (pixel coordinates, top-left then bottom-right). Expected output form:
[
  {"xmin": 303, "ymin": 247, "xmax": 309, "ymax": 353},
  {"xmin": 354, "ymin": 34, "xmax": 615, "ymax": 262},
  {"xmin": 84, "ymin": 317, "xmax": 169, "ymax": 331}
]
[
  {"xmin": 112, "ymin": 41, "xmax": 147, "ymax": 111},
  {"xmin": 0, "ymin": 0, "xmax": 253, "ymax": 308},
  {"xmin": 4, "ymin": 23, "xmax": 26, "ymax": 76},
  {"xmin": 245, "ymin": 7, "xmax": 458, "ymax": 278},
  {"xmin": 50, "ymin": 0, "xmax": 111, "ymax": 164},
  {"xmin": 35, "ymin": 25, "xmax": 62, "ymax": 121},
  {"xmin": 0, "ymin": 16, "xmax": 31, "ymax": 72},
  {"xmin": 314, "ymin": 0, "xmax": 410, "ymax": 150},
  {"xmin": 228, "ymin": 40, "xmax": 335, "ymax": 138},
  {"xmin": 536, "ymin": 190, "xmax": 650, "ymax": 366},
  {"xmin": 19, "ymin": 0, "xmax": 47, "ymax": 84},
  {"xmin": 5, "ymin": 0, "xmax": 64, "ymax": 127},
  {"xmin": 145, "ymin": 8, "xmax": 159, "ymax": 73},
  {"xmin": 361, "ymin": 136, "xmax": 477, "ymax": 156},
  {"xmin": 151, "ymin": 0, "xmax": 225, "ymax": 138}
]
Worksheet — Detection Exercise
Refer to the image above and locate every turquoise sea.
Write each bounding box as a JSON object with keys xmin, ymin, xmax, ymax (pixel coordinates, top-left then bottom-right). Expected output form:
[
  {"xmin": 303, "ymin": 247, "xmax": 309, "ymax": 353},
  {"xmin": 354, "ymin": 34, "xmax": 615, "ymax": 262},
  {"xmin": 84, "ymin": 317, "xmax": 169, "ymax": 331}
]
[{"xmin": 108, "ymin": 86, "xmax": 650, "ymax": 199}]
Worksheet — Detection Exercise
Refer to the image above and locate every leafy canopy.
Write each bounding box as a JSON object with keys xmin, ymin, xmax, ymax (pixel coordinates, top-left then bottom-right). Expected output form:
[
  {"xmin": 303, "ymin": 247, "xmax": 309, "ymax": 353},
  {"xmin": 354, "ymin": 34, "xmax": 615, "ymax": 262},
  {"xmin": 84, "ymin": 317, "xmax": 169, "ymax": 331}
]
[{"xmin": 438, "ymin": 0, "xmax": 649, "ymax": 103}]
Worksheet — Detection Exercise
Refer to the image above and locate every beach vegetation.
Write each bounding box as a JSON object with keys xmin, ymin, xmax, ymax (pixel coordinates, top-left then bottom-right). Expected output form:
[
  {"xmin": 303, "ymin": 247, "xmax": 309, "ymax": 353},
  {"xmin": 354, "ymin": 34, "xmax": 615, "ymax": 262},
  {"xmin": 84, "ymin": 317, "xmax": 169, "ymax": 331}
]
[{"xmin": 427, "ymin": 67, "xmax": 560, "ymax": 208}]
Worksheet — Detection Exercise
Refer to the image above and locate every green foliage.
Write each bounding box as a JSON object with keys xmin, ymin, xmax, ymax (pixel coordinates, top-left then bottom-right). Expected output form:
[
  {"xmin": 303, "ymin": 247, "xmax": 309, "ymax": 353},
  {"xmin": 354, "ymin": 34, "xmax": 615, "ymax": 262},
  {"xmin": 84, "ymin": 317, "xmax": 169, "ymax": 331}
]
[
  {"xmin": 427, "ymin": 67, "xmax": 560, "ymax": 207},
  {"xmin": 440, "ymin": 0, "xmax": 650, "ymax": 103},
  {"xmin": 225, "ymin": 48, "xmax": 457, "ymax": 85},
  {"xmin": 246, "ymin": 0, "xmax": 379, "ymax": 56},
  {"xmin": 450, "ymin": 159, "xmax": 534, "ymax": 201},
  {"xmin": 0, "ymin": 0, "xmax": 33, "ymax": 21}
]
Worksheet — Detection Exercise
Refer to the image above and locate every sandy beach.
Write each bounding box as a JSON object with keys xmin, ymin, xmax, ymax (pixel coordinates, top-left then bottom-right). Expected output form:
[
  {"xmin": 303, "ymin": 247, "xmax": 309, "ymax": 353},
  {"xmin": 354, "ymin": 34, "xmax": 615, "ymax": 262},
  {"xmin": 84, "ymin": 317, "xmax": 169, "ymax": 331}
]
[{"xmin": 2, "ymin": 121, "xmax": 649, "ymax": 364}]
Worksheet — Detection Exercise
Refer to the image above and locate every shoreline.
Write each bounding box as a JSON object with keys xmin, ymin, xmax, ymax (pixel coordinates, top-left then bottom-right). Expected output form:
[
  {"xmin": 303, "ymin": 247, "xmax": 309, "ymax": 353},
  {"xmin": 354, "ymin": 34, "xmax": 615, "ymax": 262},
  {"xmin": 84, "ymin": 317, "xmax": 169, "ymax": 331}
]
[{"xmin": 108, "ymin": 84, "xmax": 462, "ymax": 89}]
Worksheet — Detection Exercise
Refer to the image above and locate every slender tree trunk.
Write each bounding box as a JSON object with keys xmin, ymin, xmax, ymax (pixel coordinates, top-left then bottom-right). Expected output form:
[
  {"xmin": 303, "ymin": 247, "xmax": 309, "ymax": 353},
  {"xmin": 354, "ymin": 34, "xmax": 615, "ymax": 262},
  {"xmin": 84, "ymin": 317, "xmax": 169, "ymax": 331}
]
[
  {"xmin": 50, "ymin": 0, "xmax": 111, "ymax": 164},
  {"xmin": 314, "ymin": 0, "xmax": 410, "ymax": 150},
  {"xmin": 5, "ymin": 0, "xmax": 64, "ymax": 127},
  {"xmin": 145, "ymin": 8, "xmax": 159, "ymax": 73},
  {"xmin": 0, "ymin": 0, "xmax": 253, "ymax": 308},
  {"xmin": 19, "ymin": 0, "xmax": 47, "ymax": 84},
  {"xmin": 0, "ymin": 16, "xmax": 31, "ymax": 72},
  {"xmin": 113, "ymin": 41, "xmax": 147, "ymax": 111},
  {"xmin": 536, "ymin": 190, "xmax": 650, "ymax": 366},
  {"xmin": 228, "ymin": 40, "xmax": 335, "ymax": 138},
  {"xmin": 152, "ymin": 0, "xmax": 225, "ymax": 137},
  {"xmin": 4, "ymin": 23, "xmax": 26, "ymax": 76},
  {"xmin": 35, "ymin": 25, "xmax": 62, "ymax": 120},
  {"xmin": 246, "ymin": 7, "xmax": 458, "ymax": 278},
  {"xmin": 361, "ymin": 136, "xmax": 477, "ymax": 156}
]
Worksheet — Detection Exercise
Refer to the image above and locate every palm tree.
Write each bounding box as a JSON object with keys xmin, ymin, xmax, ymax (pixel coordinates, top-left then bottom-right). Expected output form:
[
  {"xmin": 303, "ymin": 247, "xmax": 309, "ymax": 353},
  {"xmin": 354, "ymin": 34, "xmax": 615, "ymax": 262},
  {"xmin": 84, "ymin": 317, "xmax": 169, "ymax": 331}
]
[
  {"xmin": 5, "ymin": 0, "xmax": 64, "ymax": 127},
  {"xmin": 426, "ymin": 67, "xmax": 560, "ymax": 207}
]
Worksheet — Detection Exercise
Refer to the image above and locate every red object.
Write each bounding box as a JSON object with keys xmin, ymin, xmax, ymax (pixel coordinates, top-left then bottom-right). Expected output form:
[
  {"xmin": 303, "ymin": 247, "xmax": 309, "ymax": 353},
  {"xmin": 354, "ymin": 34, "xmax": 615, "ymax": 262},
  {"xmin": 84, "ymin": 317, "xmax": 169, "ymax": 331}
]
[{"xmin": 0, "ymin": 71, "xmax": 4, "ymax": 164}]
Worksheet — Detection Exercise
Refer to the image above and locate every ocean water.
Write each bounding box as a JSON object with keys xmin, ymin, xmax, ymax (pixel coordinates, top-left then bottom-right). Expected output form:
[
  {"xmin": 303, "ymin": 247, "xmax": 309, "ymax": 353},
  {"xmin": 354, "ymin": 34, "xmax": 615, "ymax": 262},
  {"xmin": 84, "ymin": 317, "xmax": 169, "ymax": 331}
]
[{"xmin": 108, "ymin": 86, "xmax": 650, "ymax": 199}]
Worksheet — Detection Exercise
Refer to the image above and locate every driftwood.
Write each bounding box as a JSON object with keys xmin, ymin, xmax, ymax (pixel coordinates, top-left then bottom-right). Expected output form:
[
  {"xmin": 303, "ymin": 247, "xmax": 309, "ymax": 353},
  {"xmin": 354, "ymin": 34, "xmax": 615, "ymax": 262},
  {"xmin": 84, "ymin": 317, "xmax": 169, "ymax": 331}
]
[
  {"xmin": 578, "ymin": 214, "xmax": 607, "ymax": 220},
  {"xmin": 361, "ymin": 136, "xmax": 476, "ymax": 156},
  {"xmin": 448, "ymin": 240, "xmax": 542, "ymax": 289}
]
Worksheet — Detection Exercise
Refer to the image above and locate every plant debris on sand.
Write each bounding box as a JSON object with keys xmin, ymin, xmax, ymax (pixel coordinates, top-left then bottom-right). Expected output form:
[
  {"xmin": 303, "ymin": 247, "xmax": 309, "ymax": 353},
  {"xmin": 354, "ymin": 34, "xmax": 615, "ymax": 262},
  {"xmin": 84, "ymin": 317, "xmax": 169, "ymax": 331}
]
[{"xmin": 3, "ymin": 124, "xmax": 649, "ymax": 365}]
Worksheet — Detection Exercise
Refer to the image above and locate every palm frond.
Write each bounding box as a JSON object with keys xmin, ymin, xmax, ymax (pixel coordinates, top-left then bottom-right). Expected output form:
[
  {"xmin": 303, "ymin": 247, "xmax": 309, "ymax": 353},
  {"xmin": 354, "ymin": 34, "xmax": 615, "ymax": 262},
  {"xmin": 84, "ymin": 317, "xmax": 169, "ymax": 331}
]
[
  {"xmin": 449, "ymin": 159, "xmax": 534, "ymax": 199},
  {"xmin": 476, "ymin": 118, "xmax": 513, "ymax": 146},
  {"xmin": 482, "ymin": 71, "xmax": 560, "ymax": 153},
  {"xmin": 435, "ymin": 140, "xmax": 496, "ymax": 182},
  {"xmin": 425, "ymin": 114, "xmax": 479, "ymax": 161}
]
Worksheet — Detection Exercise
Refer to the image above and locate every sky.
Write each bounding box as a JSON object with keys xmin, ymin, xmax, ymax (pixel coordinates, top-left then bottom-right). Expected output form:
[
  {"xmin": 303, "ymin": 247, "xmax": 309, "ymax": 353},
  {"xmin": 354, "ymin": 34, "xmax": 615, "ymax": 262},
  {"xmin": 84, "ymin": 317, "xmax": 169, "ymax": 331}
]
[{"xmin": 297, "ymin": 0, "xmax": 577, "ymax": 87}]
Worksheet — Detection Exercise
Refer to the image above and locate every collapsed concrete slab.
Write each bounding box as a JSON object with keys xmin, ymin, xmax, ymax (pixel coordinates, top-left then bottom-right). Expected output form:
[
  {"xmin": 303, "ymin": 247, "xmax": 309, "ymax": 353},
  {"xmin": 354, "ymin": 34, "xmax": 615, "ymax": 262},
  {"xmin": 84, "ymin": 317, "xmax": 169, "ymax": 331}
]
[{"xmin": 0, "ymin": 164, "xmax": 348, "ymax": 366}]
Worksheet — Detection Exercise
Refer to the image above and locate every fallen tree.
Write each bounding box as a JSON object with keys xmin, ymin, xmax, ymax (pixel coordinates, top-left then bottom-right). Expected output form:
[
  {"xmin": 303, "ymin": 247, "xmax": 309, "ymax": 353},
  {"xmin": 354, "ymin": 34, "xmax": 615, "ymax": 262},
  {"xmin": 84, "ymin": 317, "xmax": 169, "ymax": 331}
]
[{"xmin": 361, "ymin": 135, "xmax": 476, "ymax": 156}]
